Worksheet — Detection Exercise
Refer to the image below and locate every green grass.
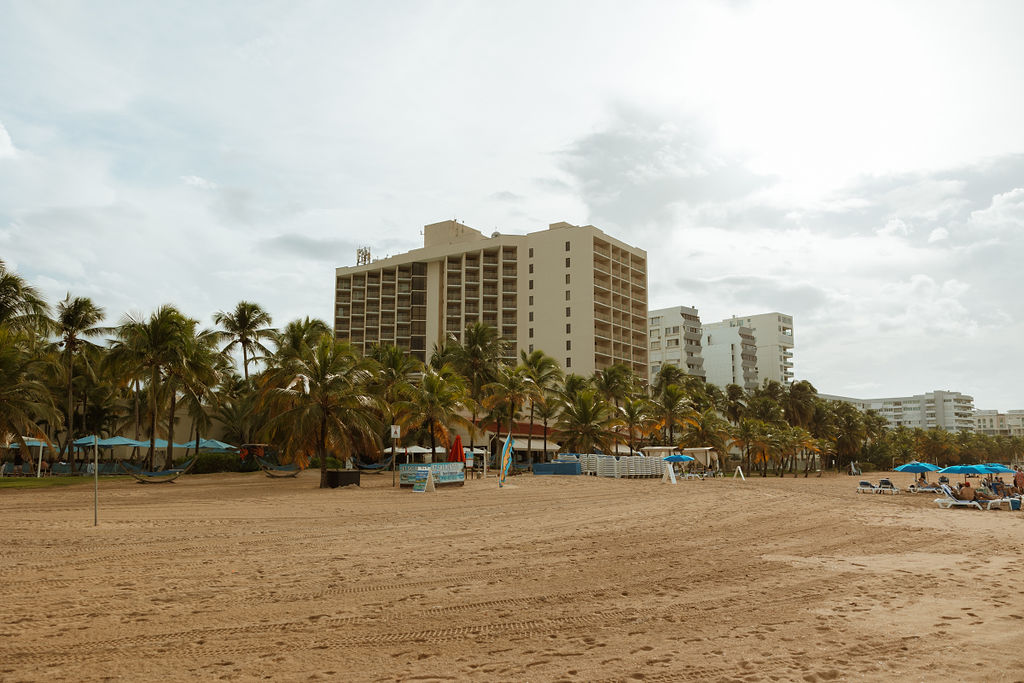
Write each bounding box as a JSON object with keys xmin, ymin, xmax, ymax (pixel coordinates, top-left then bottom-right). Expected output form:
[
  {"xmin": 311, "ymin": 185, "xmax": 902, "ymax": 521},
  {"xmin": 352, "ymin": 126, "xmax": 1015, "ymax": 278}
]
[{"xmin": 0, "ymin": 475, "xmax": 129, "ymax": 489}]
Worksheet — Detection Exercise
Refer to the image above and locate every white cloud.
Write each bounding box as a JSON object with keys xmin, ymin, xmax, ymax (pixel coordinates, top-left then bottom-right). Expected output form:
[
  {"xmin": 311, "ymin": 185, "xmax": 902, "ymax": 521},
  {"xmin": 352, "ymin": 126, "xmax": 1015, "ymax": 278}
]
[
  {"xmin": 0, "ymin": 121, "xmax": 15, "ymax": 159},
  {"xmin": 181, "ymin": 175, "xmax": 217, "ymax": 190},
  {"xmin": 928, "ymin": 227, "xmax": 949, "ymax": 242},
  {"xmin": 968, "ymin": 188, "xmax": 1024, "ymax": 232}
]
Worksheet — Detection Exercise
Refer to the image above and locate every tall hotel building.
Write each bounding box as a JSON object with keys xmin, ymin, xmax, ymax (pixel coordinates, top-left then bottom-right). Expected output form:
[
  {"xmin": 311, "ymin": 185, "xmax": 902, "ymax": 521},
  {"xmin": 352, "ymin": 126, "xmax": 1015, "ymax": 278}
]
[
  {"xmin": 719, "ymin": 312, "xmax": 794, "ymax": 385},
  {"xmin": 333, "ymin": 220, "xmax": 649, "ymax": 377},
  {"xmin": 647, "ymin": 306, "xmax": 705, "ymax": 382}
]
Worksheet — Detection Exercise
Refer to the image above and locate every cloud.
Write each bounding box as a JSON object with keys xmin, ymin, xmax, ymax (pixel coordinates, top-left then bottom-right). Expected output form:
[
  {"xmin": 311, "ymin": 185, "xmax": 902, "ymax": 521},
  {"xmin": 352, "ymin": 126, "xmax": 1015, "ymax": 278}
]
[
  {"xmin": 928, "ymin": 227, "xmax": 948, "ymax": 242},
  {"xmin": 0, "ymin": 121, "xmax": 15, "ymax": 159},
  {"xmin": 489, "ymin": 191, "xmax": 523, "ymax": 203},
  {"xmin": 558, "ymin": 106, "xmax": 774, "ymax": 231},
  {"xmin": 262, "ymin": 233, "xmax": 358, "ymax": 262},
  {"xmin": 181, "ymin": 175, "xmax": 217, "ymax": 190},
  {"xmin": 968, "ymin": 187, "xmax": 1024, "ymax": 233}
]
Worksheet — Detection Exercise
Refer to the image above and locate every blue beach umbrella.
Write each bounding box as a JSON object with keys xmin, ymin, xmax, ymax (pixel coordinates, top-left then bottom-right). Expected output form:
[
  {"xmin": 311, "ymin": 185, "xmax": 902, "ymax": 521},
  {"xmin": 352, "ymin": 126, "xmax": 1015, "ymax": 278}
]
[
  {"xmin": 663, "ymin": 454, "xmax": 696, "ymax": 463},
  {"xmin": 893, "ymin": 461, "xmax": 941, "ymax": 473},
  {"xmin": 980, "ymin": 463, "xmax": 1015, "ymax": 474}
]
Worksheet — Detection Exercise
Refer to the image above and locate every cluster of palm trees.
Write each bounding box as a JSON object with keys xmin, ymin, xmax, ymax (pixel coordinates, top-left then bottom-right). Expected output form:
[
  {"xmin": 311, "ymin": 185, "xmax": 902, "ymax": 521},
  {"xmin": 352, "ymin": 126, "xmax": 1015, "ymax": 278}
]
[{"xmin": 4, "ymin": 259, "xmax": 1019, "ymax": 487}]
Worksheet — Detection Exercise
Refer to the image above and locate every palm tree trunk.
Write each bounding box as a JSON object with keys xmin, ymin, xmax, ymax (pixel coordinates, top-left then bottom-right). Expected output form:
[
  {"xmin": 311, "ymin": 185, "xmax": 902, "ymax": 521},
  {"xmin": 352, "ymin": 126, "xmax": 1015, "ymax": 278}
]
[
  {"xmin": 242, "ymin": 345, "xmax": 249, "ymax": 382},
  {"xmin": 148, "ymin": 369, "xmax": 159, "ymax": 469},
  {"xmin": 64, "ymin": 353, "xmax": 74, "ymax": 459},
  {"xmin": 132, "ymin": 379, "xmax": 140, "ymax": 462},
  {"xmin": 527, "ymin": 403, "xmax": 535, "ymax": 467},
  {"xmin": 165, "ymin": 391, "xmax": 177, "ymax": 470},
  {"xmin": 319, "ymin": 416, "xmax": 328, "ymax": 488},
  {"xmin": 428, "ymin": 418, "xmax": 437, "ymax": 462}
]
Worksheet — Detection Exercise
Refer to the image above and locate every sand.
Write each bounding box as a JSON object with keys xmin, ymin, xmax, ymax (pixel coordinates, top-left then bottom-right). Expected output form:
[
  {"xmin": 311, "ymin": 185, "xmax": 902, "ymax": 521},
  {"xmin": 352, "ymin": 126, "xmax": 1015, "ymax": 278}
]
[{"xmin": 2, "ymin": 470, "xmax": 1023, "ymax": 682}]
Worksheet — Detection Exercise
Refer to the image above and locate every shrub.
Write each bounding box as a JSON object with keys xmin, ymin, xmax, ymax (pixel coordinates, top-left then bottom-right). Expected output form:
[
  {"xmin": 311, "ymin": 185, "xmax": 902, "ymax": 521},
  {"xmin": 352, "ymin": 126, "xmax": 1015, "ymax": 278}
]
[{"xmin": 190, "ymin": 452, "xmax": 259, "ymax": 474}]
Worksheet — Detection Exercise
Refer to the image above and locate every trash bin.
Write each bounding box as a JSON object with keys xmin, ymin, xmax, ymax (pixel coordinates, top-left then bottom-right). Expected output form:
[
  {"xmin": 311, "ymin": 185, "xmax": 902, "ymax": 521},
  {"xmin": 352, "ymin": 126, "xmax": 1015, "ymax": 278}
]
[
  {"xmin": 325, "ymin": 469, "xmax": 360, "ymax": 488},
  {"xmin": 325, "ymin": 469, "xmax": 341, "ymax": 488}
]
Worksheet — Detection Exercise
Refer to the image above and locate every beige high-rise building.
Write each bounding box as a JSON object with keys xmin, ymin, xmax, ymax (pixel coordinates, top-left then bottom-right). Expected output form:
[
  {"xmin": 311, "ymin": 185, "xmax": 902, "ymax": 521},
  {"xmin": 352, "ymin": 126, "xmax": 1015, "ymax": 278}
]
[{"xmin": 333, "ymin": 220, "xmax": 648, "ymax": 377}]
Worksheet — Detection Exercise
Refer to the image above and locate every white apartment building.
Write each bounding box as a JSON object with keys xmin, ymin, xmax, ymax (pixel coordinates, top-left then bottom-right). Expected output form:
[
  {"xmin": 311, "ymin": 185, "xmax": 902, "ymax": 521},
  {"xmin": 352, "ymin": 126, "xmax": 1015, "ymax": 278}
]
[
  {"xmin": 974, "ymin": 409, "xmax": 1024, "ymax": 437},
  {"xmin": 648, "ymin": 306, "xmax": 705, "ymax": 383},
  {"xmin": 700, "ymin": 320, "xmax": 759, "ymax": 391},
  {"xmin": 334, "ymin": 220, "xmax": 648, "ymax": 377},
  {"xmin": 716, "ymin": 312, "xmax": 793, "ymax": 385},
  {"xmin": 820, "ymin": 390, "xmax": 976, "ymax": 432}
]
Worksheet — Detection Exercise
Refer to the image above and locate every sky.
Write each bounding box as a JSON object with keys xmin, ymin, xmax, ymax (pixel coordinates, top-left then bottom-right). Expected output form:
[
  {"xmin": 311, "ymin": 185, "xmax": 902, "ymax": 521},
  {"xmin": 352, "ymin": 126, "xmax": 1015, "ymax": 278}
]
[{"xmin": 2, "ymin": 0, "xmax": 1023, "ymax": 409}]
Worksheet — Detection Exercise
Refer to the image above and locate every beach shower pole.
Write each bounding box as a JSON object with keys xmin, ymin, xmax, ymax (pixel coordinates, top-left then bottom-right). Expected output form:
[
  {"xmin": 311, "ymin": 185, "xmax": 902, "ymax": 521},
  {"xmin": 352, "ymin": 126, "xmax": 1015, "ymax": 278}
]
[
  {"xmin": 93, "ymin": 435, "xmax": 99, "ymax": 526},
  {"xmin": 391, "ymin": 424, "xmax": 400, "ymax": 488}
]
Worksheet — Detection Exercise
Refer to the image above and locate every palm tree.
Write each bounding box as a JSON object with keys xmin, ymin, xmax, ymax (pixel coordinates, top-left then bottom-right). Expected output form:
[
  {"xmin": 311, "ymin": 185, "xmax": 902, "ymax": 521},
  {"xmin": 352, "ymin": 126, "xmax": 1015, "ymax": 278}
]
[
  {"xmin": 397, "ymin": 364, "xmax": 471, "ymax": 459},
  {"xmin": 0, "ymin": 328, "xmax": 60, "ymax": 463},
  {"xmin": 451, "ymin": 322, "xmax": 507, "ymax": 455},
  {"xmin": 270, "ymin": 317, "xmax": 330, "ymax": 364},
  {"xmin": 652, "ymin": 384, "xmax": 695, "ymax": 444},
  {"xmin": 592, "ymin": 363, "xmax": 633, "ymax": 453},
  {"xmin": 162, "ymin": 324, "xmax": 221, "ymax": 469},
  {"xmin": 619, "ymin": 396, "xmax": 652, "ymax": 453},
  {"xmin": 651, "ymin": 364, "xmax": 686, "ymax": 398},
  {"xmin": 783, "ymin": 380, "xmax": 817, "ymax": 429},
  {"xmin": 0, "ymin": 259, "xmax": 49, "ymax": 332},
  {"xmin": 114, "ymin": 306, "xmax": 193, "ymax": 468},
  {"xmin": 723, "ymin": 384, "xmax": 747, "ymax": 424},
  {"xmin": 484, "ymin": 364, "xmax": 532, "ymax": 445},
  {"xmin": 213, "ymin": 301, "xmax": 274, "ymax": 381},
  {"xmin": 519, "ymin": 350, "xmax": 562, "ymax": 466},
  {"xmin": 264, "ymin": 337, "xmax": 380, "ymax": 487},
  {"xmin": 679, "ymin": 407, "xmax": 732, "ymax": 470},
  {"xmin": 369, "ymin": 343, "xmax": 423, "ymax": 454},
  {"xmin": 53, "ymin": 295, "xmax": 109, "ymax": 457},
  {"xmin": 555, "ymin": 389, "xmax": 618, "ymax": 454}
]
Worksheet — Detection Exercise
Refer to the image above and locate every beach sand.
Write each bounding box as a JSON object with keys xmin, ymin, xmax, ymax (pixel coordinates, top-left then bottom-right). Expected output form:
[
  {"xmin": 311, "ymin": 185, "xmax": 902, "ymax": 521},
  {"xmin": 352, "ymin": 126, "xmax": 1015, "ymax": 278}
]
[{"xmin": 2, "ymin": 470, "xmax": 1022, "ymax": 682}]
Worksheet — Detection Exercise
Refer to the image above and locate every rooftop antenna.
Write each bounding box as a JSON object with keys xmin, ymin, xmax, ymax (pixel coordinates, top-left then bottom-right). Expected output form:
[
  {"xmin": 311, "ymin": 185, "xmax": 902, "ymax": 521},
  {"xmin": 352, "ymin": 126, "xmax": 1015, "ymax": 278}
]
[{"xmin": 356, "ymin": 246, "xmax": 371, "ymax": 266}]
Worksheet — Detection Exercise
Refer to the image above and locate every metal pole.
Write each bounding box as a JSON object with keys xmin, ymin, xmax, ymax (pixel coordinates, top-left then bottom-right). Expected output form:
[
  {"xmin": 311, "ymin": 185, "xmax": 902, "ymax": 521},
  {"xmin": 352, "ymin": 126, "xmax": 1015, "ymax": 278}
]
[
  {"xmin": 392, "ymin": 436, "xmax": 397, "ymax": 487},
  {"xmin": 93, "ymin": 435, "xmax": 99, "ymax": 526}
]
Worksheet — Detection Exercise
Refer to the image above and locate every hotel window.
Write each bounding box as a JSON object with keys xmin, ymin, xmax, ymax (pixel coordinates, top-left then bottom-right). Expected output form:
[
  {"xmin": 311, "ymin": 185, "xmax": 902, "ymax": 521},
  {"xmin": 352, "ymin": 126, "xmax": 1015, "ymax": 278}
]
[
  {"xmin": 529, "ymin": 295, "xmax": 533, "ymax": 305},
  {"xmin": 529, "ymin": 312, "xmax": 534, "ymax": 321},
  {"xmin": 565, "ymin": 307, "xmax": 571, "ymax": 317},
  {"xmin": 529, "ymin": 247, "xmax": 534, "ymax": 258},
  {"xmin": 566, "ymin": 340, "xmax": 571, "ymax": 350},
  {"xmin": 565, "ymin": 257, "xmax": 570, "ymax": 267},
  {"xmin": 565, "ymin": 274, "xmax": 570, "ymax": 284},
  {"xmin": 529, "ymin": 263, "xmax": 534, "ymax": 274},
  {"xmin": 529, "ymin": 328, "xmax": 534, "ymax": 338},
  {"xmin": 565, "ymin": 290, "xmax": 570, "ymax": 300},
  {"xmin": 566, "ymin": 357, "xmax": 571, "ymax": 368},
  {"xmin": 565, "ymin": 240, "xmax": 570, "ymax": 251},
  {"xmin": 529, "ymin": 344, "xmax": 534, "ymax": 352},
  {"xmin": 565, "ymin": 323, "xmax": 571, "ymax": 333},
  {"xmin": 529, "ymin": 280, "xmax": 533, "ymax": 289}
]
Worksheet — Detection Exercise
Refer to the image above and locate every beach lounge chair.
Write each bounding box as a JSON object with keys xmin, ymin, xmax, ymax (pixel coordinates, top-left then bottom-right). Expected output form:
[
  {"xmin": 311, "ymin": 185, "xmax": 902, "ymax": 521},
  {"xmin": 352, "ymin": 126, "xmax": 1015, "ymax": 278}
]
[
  {"xmin": 856, "ymin": 480, "xmax": 877, "ymax": 493},
  {"xmin": 876, "ymin": 478, "xmax": 900, "ymax": 494},
  {"xmin": 908, "ymin": 483, "xmax": 941, "ymax": 494},
  {"xmin": 933, "ymin": 484, "xmax": 982, "ymax": 510}
]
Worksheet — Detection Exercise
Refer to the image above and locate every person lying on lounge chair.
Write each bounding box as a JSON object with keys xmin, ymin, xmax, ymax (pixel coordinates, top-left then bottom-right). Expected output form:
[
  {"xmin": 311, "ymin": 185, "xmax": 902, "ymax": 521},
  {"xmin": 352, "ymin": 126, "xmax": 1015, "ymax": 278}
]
[
  {"xmin": 949, "ymin": 483, "xmax": 975, "ymax": 501},
  {"xmin": 916, "ymin": 475, "xmax": 929, "ymax": 488}
]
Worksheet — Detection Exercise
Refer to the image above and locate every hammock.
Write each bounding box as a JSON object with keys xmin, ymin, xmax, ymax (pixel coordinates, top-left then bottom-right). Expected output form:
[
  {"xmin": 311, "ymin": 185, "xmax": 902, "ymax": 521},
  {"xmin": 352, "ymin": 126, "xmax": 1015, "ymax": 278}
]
[
  {"xmin": 120, "ymin": 458, "xmax": 195, "ymax": 484},
  {"xmin": 354, "ymin": 453, "xmax": 395, "ymax": 471},
  {"xmin": 256, "ymin": 456, "xmax": 302, "ymax": 478}
]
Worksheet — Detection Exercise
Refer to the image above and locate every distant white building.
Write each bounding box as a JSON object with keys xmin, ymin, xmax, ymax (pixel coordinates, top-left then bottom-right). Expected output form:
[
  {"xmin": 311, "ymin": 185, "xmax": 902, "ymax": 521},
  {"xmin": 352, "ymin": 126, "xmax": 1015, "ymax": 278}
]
[
  {"xmin": 648, "ymin": 306, "xmax": 705, "ymax": 383},
  {"xmin": 974, "ymin": 409, "xmax": 1024, "ymax": 437},
  {"xmin": 820, "ymin": 390, "xmax": 976, "ymax": 432},
  {"xmin": 716, "ymin": 312, "xmax": 794, "ymax": 385},
  {"xmin": 701, "ymin": 320, "xmax": 758, "ymax": 391}
]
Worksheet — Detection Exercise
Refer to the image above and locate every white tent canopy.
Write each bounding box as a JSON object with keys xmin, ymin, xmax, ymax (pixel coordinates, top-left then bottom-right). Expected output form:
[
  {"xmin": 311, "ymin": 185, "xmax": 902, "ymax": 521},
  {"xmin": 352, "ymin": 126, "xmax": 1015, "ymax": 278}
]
[{"xmin": 509, "ymin": 439, "xmax": 560, "ymax": 452}]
